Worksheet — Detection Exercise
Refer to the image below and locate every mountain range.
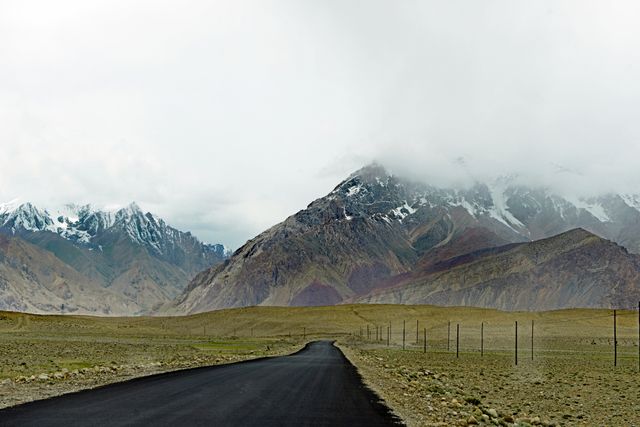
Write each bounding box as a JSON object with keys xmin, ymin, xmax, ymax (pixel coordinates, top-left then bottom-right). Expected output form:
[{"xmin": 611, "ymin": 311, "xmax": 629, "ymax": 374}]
[
  {"xmin": 0, "ymin": 201, "xmax": 228, "ymax": 315},
  {"xmin": 4, "ymin": 164, "xmax": 640, "ymax": 315},
  {"xmin": 175, "ymin": 164, "xmax": 640, "ymax": 313}
]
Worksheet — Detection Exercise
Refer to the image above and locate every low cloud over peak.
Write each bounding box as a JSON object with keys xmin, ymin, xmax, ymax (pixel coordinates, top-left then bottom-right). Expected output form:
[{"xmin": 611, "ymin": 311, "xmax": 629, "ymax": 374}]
[{"xmin": 2, "ymin": 0, "xmax": 640, "ymax": 248}]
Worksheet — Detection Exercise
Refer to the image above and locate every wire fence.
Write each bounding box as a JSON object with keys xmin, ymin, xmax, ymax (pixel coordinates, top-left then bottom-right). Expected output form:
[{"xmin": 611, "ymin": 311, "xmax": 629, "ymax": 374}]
[{"xmin": 351, "ymin": 307, "xmax": 640, "ymax": 370}]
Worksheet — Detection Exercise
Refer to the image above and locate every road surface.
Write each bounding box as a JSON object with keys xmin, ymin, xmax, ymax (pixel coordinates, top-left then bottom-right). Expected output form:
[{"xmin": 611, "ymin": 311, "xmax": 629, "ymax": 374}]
[{"xmin": 0, "ymin": 341, "xmax": 401, "ymax": 426}]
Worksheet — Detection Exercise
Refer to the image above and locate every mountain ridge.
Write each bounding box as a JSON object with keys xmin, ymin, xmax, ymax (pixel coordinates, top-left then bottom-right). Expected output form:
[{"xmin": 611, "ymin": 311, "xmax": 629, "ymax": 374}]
[
  {"xmin": 175, "ymin": 164, "xmax": 640, "ymax": 313},
  {"xmin": 355, "ymin": 228, "xmax": 640, "ymax": 310},
  {"xmin": 0, "ymin": 200, "xmax": 229, "ymax": 315}
]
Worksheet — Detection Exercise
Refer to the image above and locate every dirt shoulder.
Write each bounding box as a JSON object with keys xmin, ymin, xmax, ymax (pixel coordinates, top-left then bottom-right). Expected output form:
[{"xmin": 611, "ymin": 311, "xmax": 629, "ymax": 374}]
[{"xmin": 338, "ymin": 340, "xmax": 640, "ymax": 427}]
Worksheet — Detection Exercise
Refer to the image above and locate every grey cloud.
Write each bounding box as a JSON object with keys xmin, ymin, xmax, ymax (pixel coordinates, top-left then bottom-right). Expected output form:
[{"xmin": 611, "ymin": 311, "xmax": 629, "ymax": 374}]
[{"xmin": 2, "ymin": 0, "xmax": 639, "ymax": 248}]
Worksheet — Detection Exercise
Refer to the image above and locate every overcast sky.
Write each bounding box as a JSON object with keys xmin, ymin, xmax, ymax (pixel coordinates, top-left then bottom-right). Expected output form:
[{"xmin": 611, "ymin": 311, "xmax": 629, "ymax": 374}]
[{"xmin": 2, "ymin": 1, "xmax": 640, "ymax": 249}]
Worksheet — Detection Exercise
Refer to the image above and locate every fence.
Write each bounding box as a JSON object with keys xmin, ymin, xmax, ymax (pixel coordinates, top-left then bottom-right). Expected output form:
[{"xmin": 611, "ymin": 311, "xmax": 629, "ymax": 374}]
[{"xmin": 351, "ymin": 305, "xmax": 640, "ymax": 370}]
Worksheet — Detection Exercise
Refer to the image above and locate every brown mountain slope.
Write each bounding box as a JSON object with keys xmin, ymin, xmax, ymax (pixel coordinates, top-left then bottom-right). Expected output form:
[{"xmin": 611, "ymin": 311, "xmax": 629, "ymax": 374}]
[
  {"xmin": 175, "ymin": 164, "xmax": 640, "ymax": 313},
  {"xmin": 175, "ymin": 165, "xmax": 529, "ymax": 313},
  {"xmin": 355, "ymin": 229, "xmax": 640, "ymax": 310},
  {"xmin": 175, "ymin": 208, "xmax": 417, "ymax": 313},
  {"xmin": 0, "ymin": 234, "xmax": 142, "ymax": 315},
  {"xmin": 0, "ymin": 202, "xmax": 228, "ymax": 315}
]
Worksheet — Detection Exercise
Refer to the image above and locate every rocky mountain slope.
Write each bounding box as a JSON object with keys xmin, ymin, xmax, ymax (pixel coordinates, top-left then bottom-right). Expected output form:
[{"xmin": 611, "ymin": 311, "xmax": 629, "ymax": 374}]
[
  {"xmin": 355, "ymin": 228, "xmax": 640, "ymax": 310},
  {"xmin": 0, "ymin": 233, "xmax": 140, "ymax": 314},
  {"xmin": 0, "ymin": 201, "xmax": 228, "ymax": 314},
  {"xmin": 176, "ymin": 164, "xmax": 640, "ymax": 313}
]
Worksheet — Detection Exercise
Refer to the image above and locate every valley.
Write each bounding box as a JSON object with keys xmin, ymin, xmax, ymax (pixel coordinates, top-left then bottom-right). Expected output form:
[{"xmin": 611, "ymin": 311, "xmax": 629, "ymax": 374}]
[{"xmin": 4, "ymin": 2, "xmax": 640, "ymax": 425}]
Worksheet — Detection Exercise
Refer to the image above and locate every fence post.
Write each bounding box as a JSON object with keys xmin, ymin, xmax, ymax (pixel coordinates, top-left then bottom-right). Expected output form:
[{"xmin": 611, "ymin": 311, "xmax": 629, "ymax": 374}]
[
  {"xmin": 403, "ymin": 320, "xmax": 406, "ymax": 350},
  {"xmin": 387, "ymin": 325, "xmax": 390, "ymax": 347},
  {"xmin": 456, "ymin": 324, "xmax": 459, "ymax": 358},
  {"xmin": 481, "ymin": 322, "xmax": 484, "ymax": 357},
  {"xmin": 531, "ymin": 320, "xmax": 534, "ymax": 361},
  {"xmin": 515, "ymin": 321, "xmax": 518, "ymax": 366},
  {"xmin": 423, "ymin": 328, "xmax": 427, "ymax": 353},
  {"xmin": 614, "ymin": 309, "xmax": 617, "ymax": 367}
]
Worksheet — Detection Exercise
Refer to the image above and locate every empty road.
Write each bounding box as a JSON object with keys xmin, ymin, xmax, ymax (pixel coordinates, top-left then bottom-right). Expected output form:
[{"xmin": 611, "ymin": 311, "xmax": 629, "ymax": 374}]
[{"xmin": 0, "ymin": 341, "xmax": 401, "ymax": 426}]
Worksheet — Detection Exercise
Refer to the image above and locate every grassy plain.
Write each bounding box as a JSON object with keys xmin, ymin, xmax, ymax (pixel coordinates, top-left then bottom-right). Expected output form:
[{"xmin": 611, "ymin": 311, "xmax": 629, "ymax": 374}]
[{"xmin": 0, "ymin": 305, "xmax": 638, "ymax": 425}]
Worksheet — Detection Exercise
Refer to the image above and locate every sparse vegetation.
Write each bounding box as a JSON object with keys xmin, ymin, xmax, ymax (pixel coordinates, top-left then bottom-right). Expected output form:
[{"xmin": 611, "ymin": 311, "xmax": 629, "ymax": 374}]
[{"xmin": 1, "ymin": 304, "xmax": 639, "ymax": 426}]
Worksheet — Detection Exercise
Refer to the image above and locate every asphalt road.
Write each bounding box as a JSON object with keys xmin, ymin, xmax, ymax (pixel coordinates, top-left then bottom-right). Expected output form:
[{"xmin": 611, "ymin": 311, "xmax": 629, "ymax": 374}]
[{"xmin": 0, "ymin": 341, "xmax": 401, "ymax": 427}]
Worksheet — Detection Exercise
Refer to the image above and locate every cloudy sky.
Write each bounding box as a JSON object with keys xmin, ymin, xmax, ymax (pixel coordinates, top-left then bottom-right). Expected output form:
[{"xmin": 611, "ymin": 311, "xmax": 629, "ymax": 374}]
[{"xmin": 2, "ymin": 1, "xmax": 640, "ymax": 248}]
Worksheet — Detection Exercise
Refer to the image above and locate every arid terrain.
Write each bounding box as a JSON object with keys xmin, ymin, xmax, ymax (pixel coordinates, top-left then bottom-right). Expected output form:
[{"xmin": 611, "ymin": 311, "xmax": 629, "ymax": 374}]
[
  {"xmin": 340, "ymin": 308, "xmax": 640, "ymax": 426},
  {"xmin": 1, "ymin": 305, "xmax": 639, "ymax": 426},
  {"xmin": 0, "ymin": 310, "xmax": 304, "ymax": 408}
]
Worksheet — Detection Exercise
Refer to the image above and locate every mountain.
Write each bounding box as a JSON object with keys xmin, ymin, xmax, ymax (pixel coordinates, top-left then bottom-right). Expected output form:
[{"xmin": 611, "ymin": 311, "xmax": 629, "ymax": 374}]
[
  {"xmin": 0, "ymin": 201, "xmax": 228, "ymax": 314},
  {"xmin": 0, "ymin": 233, "xmax": 141, "ymax": 314},
  {"xmin": 354, "ymin": 229, "xmax": 640, "ymax": 310},
  {"xmin": 175, "ymin": 164, "xmax": 640, "ymax": 313}
]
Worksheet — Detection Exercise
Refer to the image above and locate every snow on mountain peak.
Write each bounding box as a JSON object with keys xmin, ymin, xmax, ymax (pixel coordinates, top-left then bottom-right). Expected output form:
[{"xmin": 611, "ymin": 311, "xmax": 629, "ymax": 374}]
[
  {"xmin": 0, "ymin": 198, "xmax": 21, "ymax": 215},
  {"xmin": 321, "ymin": 166, "xmax": 640, "ymax": 238},
  {"xmin": 0, "ymin": 202, "xmax": 55, "ymax": 233},
  {"xmin": 0, "ymin": 201, "xmax": 223, "ymax": 258},
  {"xmin": 620, "ymin": 194, "xmax": 640, "ymax": 212}
]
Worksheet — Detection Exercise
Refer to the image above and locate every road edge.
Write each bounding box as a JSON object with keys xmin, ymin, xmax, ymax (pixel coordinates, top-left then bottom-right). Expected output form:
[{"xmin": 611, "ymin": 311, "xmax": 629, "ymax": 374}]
[
  {"xmin": 334, "ymin": 341, "xmax": 407, "ymax": 426},
  {"xmin": 0, "ymin": 342, "xmax": 306, "ymax": 411}
]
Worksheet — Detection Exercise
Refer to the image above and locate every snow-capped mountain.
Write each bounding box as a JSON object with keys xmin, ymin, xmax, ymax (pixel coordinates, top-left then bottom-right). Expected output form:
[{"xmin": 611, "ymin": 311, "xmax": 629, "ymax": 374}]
[
  {"xmin": 0, "ymin": 201, "xmax": 228, "ymax": 260},
  {"xmin": 176, "ymin": 164, "xmax": 640, "ymax": 313},
  {"xmin": 0, "ymin": 201, "xmax": 229, "ymax": 315},
  {"xmin": 327, "ymin": 164, "xmax": 640, "ymax": 252}
]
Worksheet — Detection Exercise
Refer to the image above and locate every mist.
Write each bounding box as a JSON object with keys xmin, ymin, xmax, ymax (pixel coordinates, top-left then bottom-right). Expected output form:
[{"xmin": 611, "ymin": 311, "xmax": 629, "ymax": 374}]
[{"xmin": 2, "ymin": 0, "xmax": 640, "ymax": 248}]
